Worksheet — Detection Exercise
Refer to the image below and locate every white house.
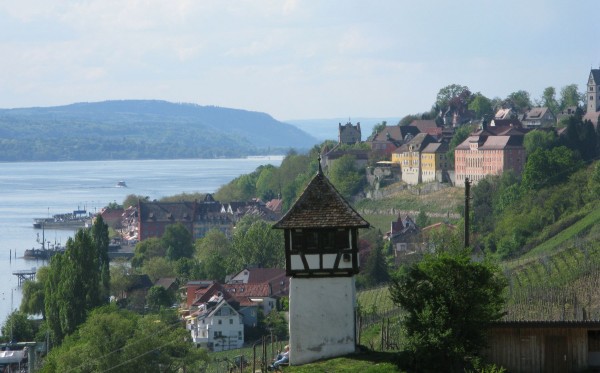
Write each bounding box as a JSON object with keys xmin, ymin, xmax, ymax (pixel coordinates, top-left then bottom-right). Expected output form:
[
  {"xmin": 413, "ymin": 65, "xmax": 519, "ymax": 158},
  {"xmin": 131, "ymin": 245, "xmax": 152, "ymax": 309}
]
[{"xmin": 187, "ymin": 295, "xmax": 244, "ymax": 352}]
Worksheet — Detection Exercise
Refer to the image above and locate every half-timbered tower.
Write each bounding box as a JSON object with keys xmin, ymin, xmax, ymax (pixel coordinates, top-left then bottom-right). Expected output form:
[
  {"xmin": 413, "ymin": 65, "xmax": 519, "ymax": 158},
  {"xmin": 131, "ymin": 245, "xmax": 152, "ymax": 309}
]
[{"xmin": 273, "ymin": 162, "xmax": 369, "ymax": 365}]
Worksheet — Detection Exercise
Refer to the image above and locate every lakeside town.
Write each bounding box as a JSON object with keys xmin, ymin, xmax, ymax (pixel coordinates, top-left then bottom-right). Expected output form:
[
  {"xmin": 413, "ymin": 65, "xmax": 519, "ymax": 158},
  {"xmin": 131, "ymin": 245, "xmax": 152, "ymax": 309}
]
[{"xmin": 2, "ymin": 67, "xmax": 600, "ymax": 372}]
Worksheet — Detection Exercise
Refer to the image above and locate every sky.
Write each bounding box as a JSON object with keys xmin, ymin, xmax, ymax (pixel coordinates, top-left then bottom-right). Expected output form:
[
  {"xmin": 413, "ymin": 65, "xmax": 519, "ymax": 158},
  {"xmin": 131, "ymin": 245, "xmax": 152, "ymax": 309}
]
[{"xmin": 0, "ymin": 0, "xmax": 599, "ymax": 121}]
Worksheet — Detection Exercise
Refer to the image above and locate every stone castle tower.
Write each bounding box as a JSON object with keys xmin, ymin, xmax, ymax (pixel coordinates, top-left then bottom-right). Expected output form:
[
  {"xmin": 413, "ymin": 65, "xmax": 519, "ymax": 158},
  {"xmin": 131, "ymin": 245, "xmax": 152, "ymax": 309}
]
[
  {"xmin": 584, "ymin": 69, "xmax": 600, "ymax": 126},
  {"xmin": 587, "ymin": 69, "xmax": 600, "ymax": 114},
  {"xmin": 338, "ymin": 121, "xmax": 361, "ymax": 144}
]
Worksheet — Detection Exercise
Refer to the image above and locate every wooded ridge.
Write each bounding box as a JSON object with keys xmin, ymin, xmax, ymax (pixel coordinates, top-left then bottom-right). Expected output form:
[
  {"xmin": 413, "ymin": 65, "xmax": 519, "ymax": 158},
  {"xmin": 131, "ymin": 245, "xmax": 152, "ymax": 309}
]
[{"xmin": 0, "ymin": 100, "xmax": 318, "ymax": 161}]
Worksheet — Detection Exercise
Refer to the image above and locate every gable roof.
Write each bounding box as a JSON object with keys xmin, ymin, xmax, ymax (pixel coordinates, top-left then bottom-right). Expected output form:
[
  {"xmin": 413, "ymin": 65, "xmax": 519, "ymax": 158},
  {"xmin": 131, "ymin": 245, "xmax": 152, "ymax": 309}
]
[
  {"xmin": 392, "ymin": 133, "xmax": 435, "ymax": 154},
  {"xmin": 421, "ymin": 141, "xmax": 448, "ymax": 154},
  {"xmin": 494, "ymin": 108, "xmax": 514, "ymax": 120},
  {"xmin": 455, "ymin": 135, "xmax": 524, "ymax": 151},
  {"xmin": 265, "ymin": 199, "xmax": 283, "ymax": 214},
  {"xmin": 127, "ymin": 274, "xmax": 153, "ymax": 291},
  {"xmin": 273, "ymin": 166, "xmax": 369, "ymax": 229},
  {"xmin": 590, "ymin": 69, "xmax": 600, "ymax": 85},
  {"xmin": 154, "ymin": 277, "xmax": 178, "ymax": 290},
  {"xmin": 138, "ymin": 201, "xmax": 195, "ymax": 223},
  {"xmin": 371, "ymin": 125, "xmax": 420, "ymax": 143},
  {"xmin": 522, "ymin": 107, "xmax": 553, "ymax": 120},
  {"xmin": 409, "ymin": 120, "xmax": 443, "ymax": 137}
]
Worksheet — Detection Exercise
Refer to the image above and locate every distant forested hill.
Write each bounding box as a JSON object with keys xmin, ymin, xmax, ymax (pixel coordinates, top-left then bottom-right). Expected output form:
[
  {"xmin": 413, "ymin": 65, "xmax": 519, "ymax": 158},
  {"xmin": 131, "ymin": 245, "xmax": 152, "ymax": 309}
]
[{"xmin": 0, "ymin": 100, "xmax": 318, "ymax": 161}]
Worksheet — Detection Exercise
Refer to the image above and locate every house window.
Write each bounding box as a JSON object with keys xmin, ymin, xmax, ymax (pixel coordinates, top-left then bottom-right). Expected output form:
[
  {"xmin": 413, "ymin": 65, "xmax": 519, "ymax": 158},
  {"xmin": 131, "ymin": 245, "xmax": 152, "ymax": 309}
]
[
  {"xmin": 230, "ymin": 319, "xmax": 233, "ymax": 325},
  {"xmin": 591, "ymin": 95, "xmax": 594, "ymax": 101},
  {"xmin": 238, "ymin": 331, "xmax": 243, "ymax": 340},
  {"xmin": 218, "ymin": 319, "xmax": 222, "ymax": 325}
]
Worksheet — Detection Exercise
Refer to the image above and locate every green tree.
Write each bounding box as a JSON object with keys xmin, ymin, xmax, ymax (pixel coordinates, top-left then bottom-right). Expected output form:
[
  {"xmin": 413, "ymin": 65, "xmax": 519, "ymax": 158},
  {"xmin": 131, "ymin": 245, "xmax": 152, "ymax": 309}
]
[
  {"xmin": 41, "ymin": 305, "xmax": 208, "ymax": 373},
  {"xmin": 20, "ymin": 266, "xmax": 49, "ymax": 318},
  {"xmin": 539, "ymin": 86, "xmax": 559, "ymax": 114},
  {"xmin": 162, "ymin": 223, "xmax": 194, "ymax": 261},
  {"xmin": 560, "ymin": 83, "xmax": 583, "ymax": 109},
  {"xmin": 389, "ymin": 250, "xmax": 506, "ymax": 372},
  {"xmin": 471, "ymin": 177, "xmax": 497, "ymax": 234},
  {"xmin": 229, "ymin": 216, "xmax": 285, "ymax": 273},
  {"xmin": 504, "ymin": 90, "xmax": 532, "ymax": 113},
  {"xmin": 44, "ymin": 226, "xmax": 110, "ymax": 343},
  {"xmin": 435, "ymin": 84, "xmax": 471, "ymax": 125},
  {"xmin": 521, "ymin": 146, "xmax": 582, "ymax": 191},
  {"xmin": 110, "ymin": 259, "xmax": 134, "ymax": 299},
  {"xmin": 132, "ymin": 237, "xmax": 165, "ymax": 268},
  {"xmin": 201, "ymin": 250, "xmax": 228, "ymax": 282},
  {"xmin": 195, "ymin": 229, "xmax": 231, "ymax": 260},
  {"xmin": 468, "ymin": 93, "xmax": 493, "ymax": 119},
  {"xmin": 174, "ymin": 257, "xmax": 204, "ymax": 283},
  {"xmin": 195, "ymin": 229, "xmax": 231, "ymax": 281},
  {"xmin": 416, "ymin": 210, "xmax": 429, "ymax": 227},
  {"xmin": 91, "ymin": 215, "xmax": 111, "ymax": 303},
  {"xmin": 263, "ymin": 311, "xmax": 288, "ymax": 340},
  {"xmin": 141, "ymin": 257, "xmax": 175, "ymax": 282},
  {"xmin": 1, "ymin": 311, "xmax": 37, "ymax": 342},
  {"xmin": 327, "ymin": 154, "xmax": 365, "ymax": 199},
  {"xmin": 446, "ymin": 124, "xmax": 475, "ymax": 168},
  {"xmin": 255, "ymin": 164, "xmax": 279, "ymax": 201},
  {"xmin": 523, "ymin": 129, "xmax": 557, "ymax": 155},
  {"xmin": 360, "ymin": 244, "xmax": 390, "ymax": 288},
  {"xmin": 589, "ymin": 162, "xmax": 600, "ymax": 199},
  {"xmin": 146, "ymin": 286, "xmax": 174, "ymax": 311}
]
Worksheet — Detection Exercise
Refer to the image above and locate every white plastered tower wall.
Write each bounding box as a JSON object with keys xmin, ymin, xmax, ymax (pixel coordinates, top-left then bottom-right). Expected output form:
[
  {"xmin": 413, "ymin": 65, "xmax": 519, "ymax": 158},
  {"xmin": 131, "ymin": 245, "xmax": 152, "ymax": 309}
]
[
  {"xmin": 272, "ymin": 161, "xmax": 370, "ymax": 366},
  {"xmin": 588, "ymin": 70, "xmax": 600, "ymax": 114},
  {"xmin": 288, "ymin": 276, "xmax": 356, "ymax": 365}
]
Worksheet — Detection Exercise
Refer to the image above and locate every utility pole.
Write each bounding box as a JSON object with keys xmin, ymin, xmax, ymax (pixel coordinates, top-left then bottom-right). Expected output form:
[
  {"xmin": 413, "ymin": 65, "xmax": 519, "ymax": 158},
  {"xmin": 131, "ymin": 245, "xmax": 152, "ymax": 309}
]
[{"xmin": 464, "ymin": 177, "xmax": 471, "ymax": 248}]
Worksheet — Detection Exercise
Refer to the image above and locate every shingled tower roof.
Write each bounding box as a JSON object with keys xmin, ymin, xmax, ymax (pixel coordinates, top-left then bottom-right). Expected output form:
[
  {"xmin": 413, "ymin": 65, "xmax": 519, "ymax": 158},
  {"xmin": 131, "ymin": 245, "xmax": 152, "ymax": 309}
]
[{"xmin": 273, "ymin": 160, "xmax": 369, "ymax": 229}]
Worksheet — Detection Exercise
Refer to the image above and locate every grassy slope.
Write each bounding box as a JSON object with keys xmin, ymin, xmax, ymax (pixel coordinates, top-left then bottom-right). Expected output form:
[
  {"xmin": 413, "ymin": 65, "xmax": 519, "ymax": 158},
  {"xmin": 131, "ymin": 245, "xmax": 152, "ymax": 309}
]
[{"xmin": 357, "ymin": 184, "xmax": 463, "ymax": 233}]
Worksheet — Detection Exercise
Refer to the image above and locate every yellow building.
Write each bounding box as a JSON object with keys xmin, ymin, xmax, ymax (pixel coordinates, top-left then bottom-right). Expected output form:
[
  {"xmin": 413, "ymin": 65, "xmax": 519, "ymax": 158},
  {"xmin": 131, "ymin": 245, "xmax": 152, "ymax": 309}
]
[
  {"xmin": 421, "ymin": 142, "xmax": 449, "ymax": 183},
  {"xmin": 392, "ymin": 133, "xmax": 435, "ymax": 185}
]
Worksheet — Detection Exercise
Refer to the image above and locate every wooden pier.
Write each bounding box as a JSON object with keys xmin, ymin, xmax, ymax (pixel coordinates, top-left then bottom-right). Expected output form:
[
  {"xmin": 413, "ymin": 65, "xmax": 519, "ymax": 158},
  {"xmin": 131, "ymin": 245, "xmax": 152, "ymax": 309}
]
[{"xmin": 12, "ymin": 268, "xmax": 36, "ymax": 285}]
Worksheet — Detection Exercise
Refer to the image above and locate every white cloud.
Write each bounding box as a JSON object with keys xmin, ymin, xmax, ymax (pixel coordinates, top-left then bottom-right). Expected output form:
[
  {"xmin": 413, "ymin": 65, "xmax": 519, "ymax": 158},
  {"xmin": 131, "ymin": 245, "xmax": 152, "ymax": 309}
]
[{"xmin": 0, "ymin": 0, "xmax": 598, "ymax": 118}]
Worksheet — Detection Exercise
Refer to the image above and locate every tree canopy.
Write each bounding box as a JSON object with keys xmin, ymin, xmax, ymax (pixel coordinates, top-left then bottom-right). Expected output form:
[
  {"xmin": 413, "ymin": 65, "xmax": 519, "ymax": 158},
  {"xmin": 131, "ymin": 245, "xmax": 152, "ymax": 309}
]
[
  {"xmin": 41, "ymin": 305, "xmax": 208, "ymax": 373},
  {"xmin": 44, "ymin": 217, "xmax": 111, "ymax": 343},
  {"xmin": 389, "ymin": 249, "xmax": 506, "ymax": 371}
]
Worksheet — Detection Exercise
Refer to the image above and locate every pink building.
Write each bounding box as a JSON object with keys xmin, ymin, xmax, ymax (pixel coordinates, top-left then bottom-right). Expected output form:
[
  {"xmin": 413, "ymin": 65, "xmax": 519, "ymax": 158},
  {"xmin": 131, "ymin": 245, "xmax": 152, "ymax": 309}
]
[{"xmin": 454, "ymin": 132, "xmax": 526, "ymax": 186}]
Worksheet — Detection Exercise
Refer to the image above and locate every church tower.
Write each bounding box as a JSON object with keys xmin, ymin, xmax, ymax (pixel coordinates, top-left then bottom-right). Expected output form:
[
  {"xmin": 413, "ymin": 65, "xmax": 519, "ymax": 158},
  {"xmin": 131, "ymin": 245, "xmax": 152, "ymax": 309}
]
[
  {"xmin": 273, "ymin": 161, "xmax": 369, "ymax": 365},
  {"xmin": 587, "ymin": 69, "xmax": 600, "ymax": 114}
]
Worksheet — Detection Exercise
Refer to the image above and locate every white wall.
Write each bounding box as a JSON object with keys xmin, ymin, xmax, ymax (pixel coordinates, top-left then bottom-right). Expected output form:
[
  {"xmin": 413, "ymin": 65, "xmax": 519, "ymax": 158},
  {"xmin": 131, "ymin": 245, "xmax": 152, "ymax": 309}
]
[{"xmin": 288, "ymin": 277, "xmax": 356, "ymax": 365}]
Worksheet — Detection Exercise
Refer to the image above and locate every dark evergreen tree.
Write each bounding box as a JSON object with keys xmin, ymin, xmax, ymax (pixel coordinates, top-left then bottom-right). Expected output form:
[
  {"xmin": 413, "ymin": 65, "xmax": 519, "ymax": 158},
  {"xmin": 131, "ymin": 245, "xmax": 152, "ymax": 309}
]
[
  {"xmin": 91, "ymin": 215, "xmax": 111, "ymax": 303},
  {"xmin": 361, "ymin": 244, "xmax": 390, "ymax": 287},
  {"xmin": 162, "ymin": 222, "xmax": 194, "ymax": 261}
]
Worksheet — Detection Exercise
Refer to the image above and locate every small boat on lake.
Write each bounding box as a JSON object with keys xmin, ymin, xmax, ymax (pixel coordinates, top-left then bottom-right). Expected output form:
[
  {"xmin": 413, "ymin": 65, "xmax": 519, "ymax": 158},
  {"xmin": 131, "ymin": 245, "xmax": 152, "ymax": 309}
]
[{"xmin": 116, "ymin": 181, "xmax": 127, "ymax": 188}]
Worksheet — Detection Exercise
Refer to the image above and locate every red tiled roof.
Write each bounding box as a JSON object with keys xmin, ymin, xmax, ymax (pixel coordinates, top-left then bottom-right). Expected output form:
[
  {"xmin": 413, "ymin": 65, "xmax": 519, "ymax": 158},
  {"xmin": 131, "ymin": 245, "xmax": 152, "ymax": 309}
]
[
  {"xmin": 223, "ymin": 283, "xmax": 271, "ymax": 297},
  {"xmin": 247, "ymin": 268, "xmax": 286, "ymax": 284},
  {"xmin": 266, "ymin": 199, "xmax": 283, "ymax": 213}
]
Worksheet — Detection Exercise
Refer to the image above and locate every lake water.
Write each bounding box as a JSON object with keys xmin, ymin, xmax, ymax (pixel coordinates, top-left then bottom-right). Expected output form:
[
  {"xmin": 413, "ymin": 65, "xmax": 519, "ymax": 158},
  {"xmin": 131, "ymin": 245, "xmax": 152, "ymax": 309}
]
[{"xmin": 0, "ymin": 157, "xmax": 283, "ymax": 329}]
